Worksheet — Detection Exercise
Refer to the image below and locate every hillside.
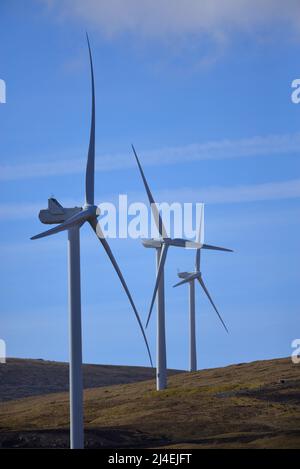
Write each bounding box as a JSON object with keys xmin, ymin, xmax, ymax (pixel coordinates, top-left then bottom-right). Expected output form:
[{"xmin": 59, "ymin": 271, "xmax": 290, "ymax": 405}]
[
  {"xmin": 0, "ymin": 357, "xmax": 299, "ymax": 448},
  {"xmin": 0, "ymin": 358, "xmax": 180, "ymax": 402}
]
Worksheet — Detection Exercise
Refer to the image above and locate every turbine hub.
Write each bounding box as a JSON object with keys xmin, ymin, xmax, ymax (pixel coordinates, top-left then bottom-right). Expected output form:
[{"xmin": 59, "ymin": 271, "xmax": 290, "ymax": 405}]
[{"xmin": 82, "ymin": 204, "xmax": 100, "ymax": 218}]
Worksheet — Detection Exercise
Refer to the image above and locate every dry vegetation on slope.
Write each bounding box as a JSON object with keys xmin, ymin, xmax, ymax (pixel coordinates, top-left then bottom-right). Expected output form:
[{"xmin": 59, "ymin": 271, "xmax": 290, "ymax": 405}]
[
  {"xmin": 0, "ymin": 358, "xmax": 169, "ymax": 402},
  {"xmin": 0, "ymin": 357, "xmax": 299, "ymax": 448}
]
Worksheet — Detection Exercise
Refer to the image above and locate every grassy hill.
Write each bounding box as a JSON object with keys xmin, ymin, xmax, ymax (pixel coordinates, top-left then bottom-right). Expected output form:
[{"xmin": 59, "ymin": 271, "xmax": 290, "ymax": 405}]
[
  {"xmin": 0, "ymin": 358, "xmax": 177, "ymax": 402},
  {"xmin": 0, "ymin": 357, "xmax": 299, "ymax": 448}
]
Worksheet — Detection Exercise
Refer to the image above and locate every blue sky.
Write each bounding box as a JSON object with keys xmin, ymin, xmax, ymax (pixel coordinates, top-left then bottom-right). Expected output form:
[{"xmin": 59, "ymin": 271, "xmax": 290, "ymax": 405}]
[{"xmin": 0, "ymin": 0, "xmax": 299, "ymax": 370}]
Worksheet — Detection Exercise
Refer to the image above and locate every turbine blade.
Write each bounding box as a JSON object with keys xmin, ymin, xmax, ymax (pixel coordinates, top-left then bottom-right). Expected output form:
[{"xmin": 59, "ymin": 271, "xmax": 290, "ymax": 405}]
[
  {"xmin": 89, "ymin": 218, "xmax": 153, "ymax": 367},
  {"xmin": 146, "ymin": 243, "xmax": 168, "ymax": 328},
  {"xmin": 31, "ymin": 210, "xmax": 86, "ymax": 240},
  {"xmin": 197, "ymin": 276, "xmax": 229, "ymax": 333},
  {"xmin": 202, "ymin": 243, "xmax": 233, "ymax": 253},
  {"xmin": 131, "ymin": 144, "xmax": 168, "ymax": 238},
  {"xmin": 85, "ymin": 33, "xmax": 95, "ymax": 206}
]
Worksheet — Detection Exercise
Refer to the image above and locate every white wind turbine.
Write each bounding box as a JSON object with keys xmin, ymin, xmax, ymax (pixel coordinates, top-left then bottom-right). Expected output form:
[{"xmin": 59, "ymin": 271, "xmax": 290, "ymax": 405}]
[
  {"xmin": 31, "ymin": 36, "xmax": 152, "ymax": 449},
  {"xmin": 174, "ymin": 204, "xmax": 232, "ymax": 372},
  {"xmin": 131, "ymin": 145, "xmax": 202, "ymax": 390}
]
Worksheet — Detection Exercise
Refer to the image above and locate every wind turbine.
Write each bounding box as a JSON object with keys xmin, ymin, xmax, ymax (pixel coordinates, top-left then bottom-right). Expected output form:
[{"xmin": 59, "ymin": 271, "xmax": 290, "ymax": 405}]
[
  {"xmin": 174, "ymin": 204, "xmax": 232, "ymax": 372},
  {"xmin": 131, "ymin": 145, "xmax": 202, "ymax": 390},
  {"xmin": 31, "ymin": 36, "xmax": 152, "ymax": 449}
]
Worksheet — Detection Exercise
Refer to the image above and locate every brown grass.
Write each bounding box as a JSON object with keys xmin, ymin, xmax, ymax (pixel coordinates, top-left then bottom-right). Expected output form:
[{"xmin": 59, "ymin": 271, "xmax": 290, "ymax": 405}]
[{"xmin": 0, "ymin": 357, "xmax": 299, "ymax": 448}]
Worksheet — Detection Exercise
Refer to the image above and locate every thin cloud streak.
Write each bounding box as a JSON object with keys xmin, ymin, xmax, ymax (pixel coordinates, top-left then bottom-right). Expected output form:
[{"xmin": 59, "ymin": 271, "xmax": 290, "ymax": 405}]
[
  {"xmin": 157, "ymin": 179, "xmax": 300, "ymax": 205},
  {"xmin": 1, "ymin": 132, "xmax": 300, "ymax": 182},
  {"xmin": 1, "ymin": 178, "xmax": 299, "ymax": 222},
  {"xmin": 44, "ymin": 0, "xmax": 300, "ymax": 41}
]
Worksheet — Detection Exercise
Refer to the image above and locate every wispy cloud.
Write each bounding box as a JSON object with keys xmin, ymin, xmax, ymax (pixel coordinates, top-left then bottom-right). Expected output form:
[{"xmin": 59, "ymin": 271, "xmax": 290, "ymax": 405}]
[
  {"xmin": 0, "ymin": 203, "xmax": 42, "ymax": 221},
  {"xmin": 44, "ymin": 0, "xmax": 300, "ymax": 41},
  {"xmin": 1, "ymin": 132, "xmax": 299, "ymax": 182},
  {"xmin": 157, "ymin": 179, "xmax": 300, "ymax": 205},
  {"xmin": 41, "ymin": 0, "xmax": 300, "ymax": 70},
  {"xmin": 1, "ymin": 178, "xmax": 299, "ymax": 222}
]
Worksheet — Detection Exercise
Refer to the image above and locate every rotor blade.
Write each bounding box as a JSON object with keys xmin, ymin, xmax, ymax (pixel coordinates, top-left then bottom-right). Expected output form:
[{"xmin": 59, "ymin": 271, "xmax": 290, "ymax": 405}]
[
  {"xmin": 31, "ymin": 210, "xmax": 86, "ymax": 240},
  {"xmin": 146, "ymin": 243, "xmax": 168, "ymax": 328},
  {"xmin": 196, "ymin": 203, "xmax": 205, "ymax": 244},
  {"xmin": 85, "ymin": 33, "xmax": 95, "ymax": 206},
  {"xmin": 202, "ymin": 243, "xmax": 233, "ymax": 253},
  {"xmin": 173, "ymin": 274, "xmax": 197, "ymax": 288},
  {"xmin": 197, "ymin": 276, "xmax": 229, "ymax": 333},
  {"xmin": 131, "ymin": 144, "xmax": 167, "ymax": 238},
  {"xmin": 89, "ymin": 218, "xmax": 153, "ymax": 367}
]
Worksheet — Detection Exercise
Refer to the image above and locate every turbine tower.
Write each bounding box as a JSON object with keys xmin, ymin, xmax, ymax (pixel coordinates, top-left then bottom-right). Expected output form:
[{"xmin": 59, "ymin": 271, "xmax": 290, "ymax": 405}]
[
  {"xmin": 131, "ymin": 145, "xmax": 202, "ymax": 390},
  {"xmin": 31, "ymin": 36, "xmax": 152, "ymax": 449},
  {"xmin": 174, "ymin": 204, "xmax": 232, "ymax": 372}
]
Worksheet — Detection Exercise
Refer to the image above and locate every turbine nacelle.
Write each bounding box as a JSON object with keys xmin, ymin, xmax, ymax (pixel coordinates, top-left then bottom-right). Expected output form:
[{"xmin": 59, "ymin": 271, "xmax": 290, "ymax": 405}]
[
  {"xmin": 177, "ymin": 271, "xmax": 198, "ymax": 279},
  {"xmin": 174, "ymin": 271, "xmax": 201, "ymax": 286},
  {"xmin": 142, "ymin": 237, "xmax": 202, "ymax": 250},
  {"xmin": 39, "ymin": 198, "xmax": 82, "ymax": 225},
  {"xmin": 169, "ymin": 238, "xmax": 202, "ymax": 249},
  {"xmin": 142, "ymin": 238, "xmax": 164, "ymax": 249}
]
